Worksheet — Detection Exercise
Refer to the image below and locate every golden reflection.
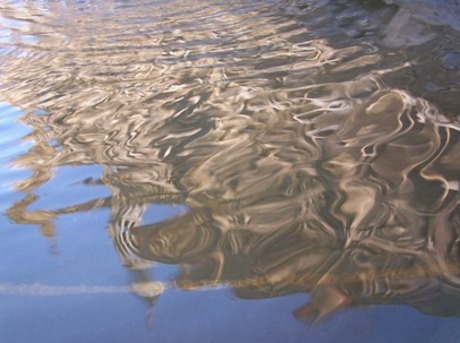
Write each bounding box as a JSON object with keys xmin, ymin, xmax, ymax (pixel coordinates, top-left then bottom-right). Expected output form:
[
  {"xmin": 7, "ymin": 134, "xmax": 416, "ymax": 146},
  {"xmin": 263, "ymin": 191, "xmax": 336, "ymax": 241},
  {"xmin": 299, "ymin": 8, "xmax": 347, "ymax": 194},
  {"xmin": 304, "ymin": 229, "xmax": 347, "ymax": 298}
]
[{"xmin": 1, "ymin": 0, "xmax": 459, "ymax": 325}]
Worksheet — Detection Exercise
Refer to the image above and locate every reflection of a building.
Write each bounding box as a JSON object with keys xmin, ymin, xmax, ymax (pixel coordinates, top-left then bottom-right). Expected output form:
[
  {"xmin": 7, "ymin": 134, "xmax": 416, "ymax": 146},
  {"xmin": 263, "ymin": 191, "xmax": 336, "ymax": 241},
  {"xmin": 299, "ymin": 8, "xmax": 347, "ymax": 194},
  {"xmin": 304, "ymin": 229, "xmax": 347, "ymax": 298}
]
[{"xmin": 1, "ymin": 0, "xmax": 460, "ymax": 323}]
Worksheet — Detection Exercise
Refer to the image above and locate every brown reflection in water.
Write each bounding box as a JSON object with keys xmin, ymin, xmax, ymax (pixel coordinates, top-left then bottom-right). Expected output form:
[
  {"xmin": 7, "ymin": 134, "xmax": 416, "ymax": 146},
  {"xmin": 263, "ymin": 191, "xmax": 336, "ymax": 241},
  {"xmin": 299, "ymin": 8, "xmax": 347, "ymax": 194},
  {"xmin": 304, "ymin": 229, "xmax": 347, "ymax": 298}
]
[{"xmin": 1, "ymin": 0, "xmax": 460, "ymax": 323}]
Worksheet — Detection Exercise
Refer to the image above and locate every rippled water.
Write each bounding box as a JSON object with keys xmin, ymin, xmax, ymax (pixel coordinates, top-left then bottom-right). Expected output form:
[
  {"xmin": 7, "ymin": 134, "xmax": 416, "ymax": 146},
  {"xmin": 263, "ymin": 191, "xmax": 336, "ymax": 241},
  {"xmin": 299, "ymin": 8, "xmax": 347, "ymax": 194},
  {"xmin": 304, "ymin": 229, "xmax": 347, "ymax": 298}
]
[{"xmin": 1, "ymin": 0, "xmax": 460, "ymax": 342}]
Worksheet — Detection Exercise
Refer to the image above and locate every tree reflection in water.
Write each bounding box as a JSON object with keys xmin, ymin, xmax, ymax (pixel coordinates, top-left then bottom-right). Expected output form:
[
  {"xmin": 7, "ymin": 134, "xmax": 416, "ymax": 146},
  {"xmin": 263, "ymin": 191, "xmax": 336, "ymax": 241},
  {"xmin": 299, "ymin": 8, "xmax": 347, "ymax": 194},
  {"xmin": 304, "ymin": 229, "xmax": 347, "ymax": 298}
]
[{"xmin": 1, "ymin": 0, "xmax": 459, "ymax": 326}]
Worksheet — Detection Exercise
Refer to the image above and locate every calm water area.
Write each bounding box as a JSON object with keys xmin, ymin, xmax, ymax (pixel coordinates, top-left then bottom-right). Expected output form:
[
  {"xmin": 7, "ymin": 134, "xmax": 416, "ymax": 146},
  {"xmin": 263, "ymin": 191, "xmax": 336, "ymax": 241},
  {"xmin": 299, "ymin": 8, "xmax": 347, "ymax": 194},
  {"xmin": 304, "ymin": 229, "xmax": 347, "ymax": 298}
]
[{"xmin": 1, "ymin": 0, "xmax": 460, "ymax": 342}]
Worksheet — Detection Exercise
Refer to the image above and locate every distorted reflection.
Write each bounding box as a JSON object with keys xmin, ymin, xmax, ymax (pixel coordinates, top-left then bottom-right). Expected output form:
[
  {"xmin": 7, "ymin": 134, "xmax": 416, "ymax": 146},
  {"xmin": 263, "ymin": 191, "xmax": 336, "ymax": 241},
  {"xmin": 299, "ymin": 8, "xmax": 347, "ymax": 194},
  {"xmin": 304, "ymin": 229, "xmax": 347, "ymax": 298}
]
[{"xmin": 1, "ymin": 0, "xmax": 459, "ymax": 327}]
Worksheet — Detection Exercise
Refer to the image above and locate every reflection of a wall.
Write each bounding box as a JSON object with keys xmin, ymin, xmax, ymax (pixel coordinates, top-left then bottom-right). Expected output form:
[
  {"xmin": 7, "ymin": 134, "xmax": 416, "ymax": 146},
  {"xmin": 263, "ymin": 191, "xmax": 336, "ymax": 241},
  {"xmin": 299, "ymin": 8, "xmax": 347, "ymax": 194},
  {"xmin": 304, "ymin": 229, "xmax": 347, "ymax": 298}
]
[{"xmin": 1, "ymin": 0, "xmax": 460, "ymax": 322}]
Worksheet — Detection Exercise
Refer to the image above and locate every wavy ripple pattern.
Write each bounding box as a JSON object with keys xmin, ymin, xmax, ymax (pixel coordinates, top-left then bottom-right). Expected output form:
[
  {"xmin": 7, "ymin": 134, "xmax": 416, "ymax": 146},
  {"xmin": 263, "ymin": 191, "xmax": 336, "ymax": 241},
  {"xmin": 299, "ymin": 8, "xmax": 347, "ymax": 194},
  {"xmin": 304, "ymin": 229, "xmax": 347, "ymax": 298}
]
[{"xmin": 0, "ymin": 0, "xmax": 459, "ymax": 323}]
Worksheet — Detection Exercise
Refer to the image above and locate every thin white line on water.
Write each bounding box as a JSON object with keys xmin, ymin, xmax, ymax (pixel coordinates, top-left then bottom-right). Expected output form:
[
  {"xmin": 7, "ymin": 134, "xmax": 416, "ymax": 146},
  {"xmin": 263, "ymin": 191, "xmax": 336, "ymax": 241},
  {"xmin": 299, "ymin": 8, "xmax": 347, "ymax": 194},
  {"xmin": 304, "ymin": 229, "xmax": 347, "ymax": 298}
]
[
  {"xmin": 0, "ymin": 283, "xmax": 151, "ymax": 296},
  {"xmin": 0, "ymin": 281, "xmax": 232, "ymax": 297}
]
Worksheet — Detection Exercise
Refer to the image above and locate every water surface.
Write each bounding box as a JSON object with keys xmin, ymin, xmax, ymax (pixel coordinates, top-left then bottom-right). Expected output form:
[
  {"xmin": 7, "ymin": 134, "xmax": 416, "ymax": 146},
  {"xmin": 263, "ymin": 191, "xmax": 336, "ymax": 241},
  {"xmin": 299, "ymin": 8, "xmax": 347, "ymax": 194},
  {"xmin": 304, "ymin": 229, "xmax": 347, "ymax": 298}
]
[{"xmin": 1, "ymin": 0, "xmax": 460, "ymax": 342}]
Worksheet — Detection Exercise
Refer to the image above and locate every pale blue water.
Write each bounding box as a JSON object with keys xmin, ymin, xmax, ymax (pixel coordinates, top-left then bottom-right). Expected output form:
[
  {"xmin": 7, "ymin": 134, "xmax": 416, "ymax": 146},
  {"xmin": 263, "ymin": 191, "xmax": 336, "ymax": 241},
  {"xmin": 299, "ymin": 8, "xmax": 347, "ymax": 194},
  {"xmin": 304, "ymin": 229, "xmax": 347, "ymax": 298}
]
[{"xmin": 1, "ymin": 1, "xmax": 460, "ymax": 342}]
